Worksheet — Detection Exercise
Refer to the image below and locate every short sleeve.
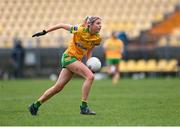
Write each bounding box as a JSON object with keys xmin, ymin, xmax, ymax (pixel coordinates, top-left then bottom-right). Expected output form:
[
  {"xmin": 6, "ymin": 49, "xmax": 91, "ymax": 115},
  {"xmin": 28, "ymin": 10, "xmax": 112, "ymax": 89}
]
[
  {"xmin": 119, "ymin": 40, "xmax": 124, "ymax": 47},
  {"xmin": 69, "ymin": 25, "xmax": 79, "ymax": 33}
]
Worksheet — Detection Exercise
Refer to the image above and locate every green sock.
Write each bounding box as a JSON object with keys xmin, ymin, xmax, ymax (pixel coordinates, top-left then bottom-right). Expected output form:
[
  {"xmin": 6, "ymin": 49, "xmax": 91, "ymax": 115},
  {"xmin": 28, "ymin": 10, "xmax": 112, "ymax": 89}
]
[
  {"xmin": 34, "ymin": 101, "xmax": 41, "ymax": 108},
  {"xmin": 81, "ymin": 101, "xmax": 88, "ymax": 108}
]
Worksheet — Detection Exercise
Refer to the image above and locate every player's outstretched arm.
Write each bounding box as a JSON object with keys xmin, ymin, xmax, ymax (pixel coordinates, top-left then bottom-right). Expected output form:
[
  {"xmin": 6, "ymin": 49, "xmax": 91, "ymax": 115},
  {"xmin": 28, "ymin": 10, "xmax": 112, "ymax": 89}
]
[
  {"xmin": 32, "ymin": 23, "xmax": 72, "ymax": 37},
  {"xmin": 46, "ymin": 23, "xmax": 72, "ymax": 32}
]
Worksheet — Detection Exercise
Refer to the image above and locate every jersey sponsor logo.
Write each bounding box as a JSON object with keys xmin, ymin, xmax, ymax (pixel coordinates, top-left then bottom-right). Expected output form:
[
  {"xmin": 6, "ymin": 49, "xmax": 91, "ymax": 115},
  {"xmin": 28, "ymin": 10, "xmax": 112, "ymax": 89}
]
[
  {"xmin": 87, "ymin": 41, "xmax": 94, "ymax": 46},
  {"xmin": 75, "ymin": 42, "xmax": 87, "ymax": 50}
]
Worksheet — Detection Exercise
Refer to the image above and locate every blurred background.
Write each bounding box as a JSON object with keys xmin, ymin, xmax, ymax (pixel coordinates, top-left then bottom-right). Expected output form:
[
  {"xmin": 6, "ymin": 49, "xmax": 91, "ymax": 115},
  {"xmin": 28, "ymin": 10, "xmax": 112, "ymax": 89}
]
[{"xmin": 0, "ymin": 0, "xmax": 180, "ymax": 79}]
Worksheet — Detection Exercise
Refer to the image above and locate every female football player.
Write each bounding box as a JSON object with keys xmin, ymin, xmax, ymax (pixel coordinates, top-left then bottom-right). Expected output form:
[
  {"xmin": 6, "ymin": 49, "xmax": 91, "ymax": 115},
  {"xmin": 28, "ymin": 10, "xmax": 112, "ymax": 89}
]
[
  {"xmin": 28, "ymin": 16, "xmax": 102, "ymax": 115},
  {"xmin": 103, "ymin": 31, "xmax": 124, "ymax": 84}
]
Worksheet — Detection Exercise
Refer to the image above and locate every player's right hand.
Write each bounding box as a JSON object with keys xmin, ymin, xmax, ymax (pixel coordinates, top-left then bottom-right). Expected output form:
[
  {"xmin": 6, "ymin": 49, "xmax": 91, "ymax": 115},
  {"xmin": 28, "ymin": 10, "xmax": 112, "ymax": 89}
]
[{"xmin": 32, "ymin": 30, "xmax": 47, "ymax": 37}]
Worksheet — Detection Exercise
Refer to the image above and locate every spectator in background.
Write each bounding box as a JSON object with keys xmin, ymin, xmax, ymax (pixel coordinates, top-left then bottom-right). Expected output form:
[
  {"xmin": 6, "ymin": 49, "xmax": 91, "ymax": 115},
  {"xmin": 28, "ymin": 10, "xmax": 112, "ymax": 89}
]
[
  {"xmin": 103, "ymin": 32, "xmax": 124, "ymax": 84},
  {"xmin": 11, "ymin": 38, "xmax": 25, "ymax": 78},
  {"xmin": 118, "ymin": 32, "xmax": 128, "ymax": 60}
]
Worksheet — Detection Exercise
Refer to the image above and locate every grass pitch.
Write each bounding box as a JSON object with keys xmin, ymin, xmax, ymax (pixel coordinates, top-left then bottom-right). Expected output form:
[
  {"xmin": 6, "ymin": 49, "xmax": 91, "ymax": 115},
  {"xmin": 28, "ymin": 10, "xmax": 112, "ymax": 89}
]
[{"xmin": 0, "ymin": 78, "xmax": 180, "ymax": 126}]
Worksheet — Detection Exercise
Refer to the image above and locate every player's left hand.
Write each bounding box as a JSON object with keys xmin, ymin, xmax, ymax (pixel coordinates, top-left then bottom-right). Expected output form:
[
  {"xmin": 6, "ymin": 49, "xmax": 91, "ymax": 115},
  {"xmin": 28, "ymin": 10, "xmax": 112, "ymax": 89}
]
[{"xmin": 32, "ymin": 30, "xmax": 47, "ymax": 37}]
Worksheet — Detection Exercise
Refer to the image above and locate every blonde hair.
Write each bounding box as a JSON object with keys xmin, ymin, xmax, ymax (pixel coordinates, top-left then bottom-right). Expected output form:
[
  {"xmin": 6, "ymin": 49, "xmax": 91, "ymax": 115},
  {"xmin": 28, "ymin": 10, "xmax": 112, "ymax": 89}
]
[
  {"xmin": 82, "ymin": 16, "xmax": 89, "ymax": 27},
  {"xmin": 82, "ymin": 16, "xmax": 101, "ymax": 27}
]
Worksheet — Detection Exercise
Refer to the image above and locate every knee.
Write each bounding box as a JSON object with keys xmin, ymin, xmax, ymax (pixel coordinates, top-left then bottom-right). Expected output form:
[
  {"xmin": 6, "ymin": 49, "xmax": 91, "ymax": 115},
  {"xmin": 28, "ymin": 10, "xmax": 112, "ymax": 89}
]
[{"xmin": 86, "ymin": 73, "xmax": 94, "ymax": 81}]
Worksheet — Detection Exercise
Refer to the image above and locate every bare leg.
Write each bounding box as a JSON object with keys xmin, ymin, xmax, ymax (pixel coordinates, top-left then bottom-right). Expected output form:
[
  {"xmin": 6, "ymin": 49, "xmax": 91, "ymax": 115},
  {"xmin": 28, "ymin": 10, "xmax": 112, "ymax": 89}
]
[
  {"xmin": 66, "ymin": 61, "xmax": 94, "ymax": 102},
  {"xmin": 38, "ymin": 68, "xmax": 73, "ymax": 103},
  {"xmin": 112, "ymin": 64, "xmax": 120, "ymax": 84},
  {"xmin": 108, "ymin": 65, "xmax": 116, "ymax": 76}
]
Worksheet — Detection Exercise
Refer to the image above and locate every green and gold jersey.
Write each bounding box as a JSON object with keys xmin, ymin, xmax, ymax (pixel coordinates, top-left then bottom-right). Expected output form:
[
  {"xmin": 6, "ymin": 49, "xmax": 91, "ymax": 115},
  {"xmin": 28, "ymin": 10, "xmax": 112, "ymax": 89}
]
[{"xmin": 64, "ymin": 25, "xmax": 101, "ymax": 60}]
